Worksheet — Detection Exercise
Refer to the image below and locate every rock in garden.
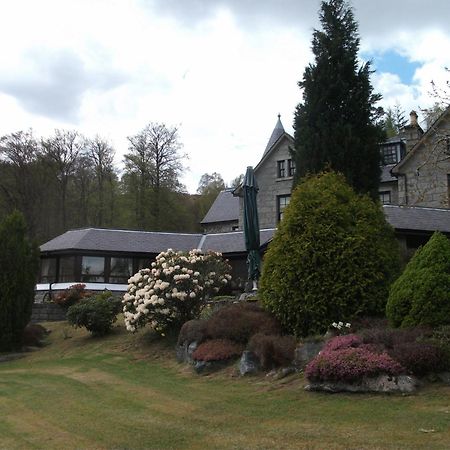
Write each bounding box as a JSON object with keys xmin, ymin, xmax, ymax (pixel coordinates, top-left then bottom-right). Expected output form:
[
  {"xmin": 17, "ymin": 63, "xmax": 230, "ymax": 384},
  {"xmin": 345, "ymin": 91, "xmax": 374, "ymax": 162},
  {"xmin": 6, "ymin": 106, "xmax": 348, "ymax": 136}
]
[
  {"xmin": 239, "ymin": 350, "xmax": 260, "ymax": 376},
  {"xmin": 305, "ymin": 375, "xmax": 419, "ymax": 394},
  {"xmin": 294, "ymin": 341, "xmax": 324, "ymax": 369}
]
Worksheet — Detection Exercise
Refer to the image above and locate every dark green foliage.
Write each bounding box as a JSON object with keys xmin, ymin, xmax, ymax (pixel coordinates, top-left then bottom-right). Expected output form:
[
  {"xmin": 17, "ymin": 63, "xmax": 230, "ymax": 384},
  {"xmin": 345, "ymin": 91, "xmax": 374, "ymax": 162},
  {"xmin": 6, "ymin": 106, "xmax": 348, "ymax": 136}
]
[
  {"xmin": 292, "ymin": 0, "xmax": 383, "ymax": 199},
  {"xmin": 248, "ymin": 333, "xmax": 297, "ymax": 369},
  {"xmin": 0, "ymin": 211, "xmax": 39, "ymax": 351},
  {"xmin": 67, "ymin": 291, "xmax": 122, "ymax": 336},
  {"xmin": 260, "ymin": 171, "xmax": 400, "ymax": 337},
  {"xmin": 386, "ymin": 231, "xmax": 450, "ymax": 328}
]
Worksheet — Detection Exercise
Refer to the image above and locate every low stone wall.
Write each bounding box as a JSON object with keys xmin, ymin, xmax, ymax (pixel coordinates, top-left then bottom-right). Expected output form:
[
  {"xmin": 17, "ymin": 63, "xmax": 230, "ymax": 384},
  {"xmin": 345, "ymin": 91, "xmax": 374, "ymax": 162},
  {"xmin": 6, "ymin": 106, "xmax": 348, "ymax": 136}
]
[{"xmin": 31, "ymin": 303, "xmax": 67, "ymax": 323}]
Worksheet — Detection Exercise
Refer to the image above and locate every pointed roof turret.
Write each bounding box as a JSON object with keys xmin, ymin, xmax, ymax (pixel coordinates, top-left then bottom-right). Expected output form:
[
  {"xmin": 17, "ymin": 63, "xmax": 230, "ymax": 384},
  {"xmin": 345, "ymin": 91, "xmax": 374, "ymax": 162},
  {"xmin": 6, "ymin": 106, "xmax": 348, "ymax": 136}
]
[{"xmin": 263, "ymin": 114, "xmax": 285, "ymax": 156}]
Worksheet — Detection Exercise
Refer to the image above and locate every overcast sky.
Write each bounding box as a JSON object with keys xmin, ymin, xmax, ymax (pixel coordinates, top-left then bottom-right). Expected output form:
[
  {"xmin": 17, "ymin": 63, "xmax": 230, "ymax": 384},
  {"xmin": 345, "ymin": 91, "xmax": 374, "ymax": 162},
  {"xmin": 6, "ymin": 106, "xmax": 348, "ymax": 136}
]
[{"xmin": 1, "ymin": 0, "xmax": 449, "ymax": 192}]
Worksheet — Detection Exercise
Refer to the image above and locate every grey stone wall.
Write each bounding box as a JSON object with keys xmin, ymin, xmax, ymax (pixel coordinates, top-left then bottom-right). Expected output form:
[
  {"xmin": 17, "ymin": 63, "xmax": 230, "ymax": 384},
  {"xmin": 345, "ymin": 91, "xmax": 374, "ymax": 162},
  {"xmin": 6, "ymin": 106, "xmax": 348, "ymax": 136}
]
[
  {"xmin": 31, "ymin": 303, "xmax": 67, "ymax": 323},
  {"xmin": 239, "ymin": 136, "xmax": 294, "ymax": 230},
  {"xmin": 396, "ymin": 115, "xmax": 450, "ymax": 208},
  {"xmin": 203, "ymin": 220, "xmax": 239, "ymax": 234}
]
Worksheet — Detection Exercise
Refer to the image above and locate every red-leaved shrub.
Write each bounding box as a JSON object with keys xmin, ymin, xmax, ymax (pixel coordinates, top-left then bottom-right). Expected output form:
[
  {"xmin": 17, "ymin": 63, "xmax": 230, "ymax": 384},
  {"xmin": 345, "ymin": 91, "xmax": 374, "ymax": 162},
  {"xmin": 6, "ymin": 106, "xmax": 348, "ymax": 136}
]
[
  {"xmin": 54, "ymin": 284, "xmax": 90, "ymax": 307},
  {"xmin": 388, "ymin": 341, "xmax": 445, "ymax": 376},
  {"xmin": 192, "ymin": 339, "xmax": 244, "ymax": 362},
  {"xmin": 248, "ymin": 333, "xmax": 297, "ymax": 369},
  {"xmin": 360, "ymin": 327, "xmax": 432, "ymax": 350},
  {"xmin": 22, "ymin": 324, "xmax": 49, "ymax": 347},
  {"xmin": 305, "ymin": 347, "xmax": 404, "ymax": 383},
  {"xmin": 205, "ymin": 303, "xmax": 281, "ymax": 344}
]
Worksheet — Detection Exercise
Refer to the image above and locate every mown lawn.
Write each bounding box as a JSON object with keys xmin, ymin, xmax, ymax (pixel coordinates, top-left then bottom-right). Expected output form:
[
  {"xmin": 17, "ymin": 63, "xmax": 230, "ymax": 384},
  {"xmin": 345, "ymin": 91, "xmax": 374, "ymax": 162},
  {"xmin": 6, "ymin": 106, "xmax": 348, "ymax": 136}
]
[{"xmin": 1, "ymin": 321, "xmax": 450, "ymax": 449}]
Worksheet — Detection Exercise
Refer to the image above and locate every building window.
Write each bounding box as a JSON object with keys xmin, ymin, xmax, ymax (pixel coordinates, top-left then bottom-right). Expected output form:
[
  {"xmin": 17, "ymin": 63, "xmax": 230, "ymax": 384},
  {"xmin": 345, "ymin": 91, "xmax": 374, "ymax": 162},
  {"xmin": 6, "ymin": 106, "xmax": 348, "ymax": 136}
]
[
  {"xmin": 109, "ymin": 257, "xmax": 133, "ymax": 284},
  {"xmin": 288, "ymin": 159, "xmax": 296, "ymax": 177},
  {"xmin": 59, "ymin": 256, "xmax": 76, "ymax": 282},
  {"xmin": 81, "ymin": 256, "xmax": 105, "ymax": 283},
  {"xmin": 379, "ymin": 191, "xmax": 391, "ymax": 205},
  {"xmin": 382, "ymin": 145, "xmax": 398, "ymax": 165},
  {"xmin": 277, "ymin": 195, "xmax": 291, "ymax": 221},
  {"xmin": 40, "ymin": 258, "xmax": 57, "ymax": 283},
  {"xmin": 137, "ymin": 258, "xmax": 151, "ymax": 271},
  {"xmin": 380, "ymin": 142, "xmax": 405, "ymax": 165},
  {"xmin": 277, "ymin": 160, "xmax": 286, "ymax": 178}
]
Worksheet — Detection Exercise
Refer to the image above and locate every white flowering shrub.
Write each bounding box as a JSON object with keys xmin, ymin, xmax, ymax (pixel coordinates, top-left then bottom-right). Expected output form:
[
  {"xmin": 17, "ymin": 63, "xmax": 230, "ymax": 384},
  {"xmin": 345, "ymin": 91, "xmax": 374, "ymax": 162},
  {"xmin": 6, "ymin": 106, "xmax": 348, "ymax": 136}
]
[{"xmin": 123, "ymin": 249, "xmax": 232, "ymax": 335}]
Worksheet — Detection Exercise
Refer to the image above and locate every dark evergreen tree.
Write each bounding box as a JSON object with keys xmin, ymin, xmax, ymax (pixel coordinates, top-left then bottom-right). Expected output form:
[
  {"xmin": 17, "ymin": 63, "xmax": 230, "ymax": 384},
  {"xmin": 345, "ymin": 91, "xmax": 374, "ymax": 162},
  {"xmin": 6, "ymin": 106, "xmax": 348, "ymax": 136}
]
[
  {"xmin": 292, "ymin": 0, "xmax": 384, "ymax": 198},
  {"xmin": 0, "ymin": 211, "xmax": 39, "ymax": 351},
  {"xmin": 383, "ymin": 103, "xmax": 408, "ymax": 138}
]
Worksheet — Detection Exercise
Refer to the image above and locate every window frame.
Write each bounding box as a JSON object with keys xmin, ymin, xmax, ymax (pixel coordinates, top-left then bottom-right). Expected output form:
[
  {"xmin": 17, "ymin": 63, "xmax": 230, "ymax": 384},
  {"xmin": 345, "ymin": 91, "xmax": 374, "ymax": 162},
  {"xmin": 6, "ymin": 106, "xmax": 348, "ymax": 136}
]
[
  {"xmin": 277, "ymin": 194, "xmax": 291, "ymax": 222},
  {"xmin": 277, "ymin": 160, "xmax": 286, "ymax": 178},
  {"xmin": 379, "ymin": 190, "xmax": 392, "ymax": 205}
]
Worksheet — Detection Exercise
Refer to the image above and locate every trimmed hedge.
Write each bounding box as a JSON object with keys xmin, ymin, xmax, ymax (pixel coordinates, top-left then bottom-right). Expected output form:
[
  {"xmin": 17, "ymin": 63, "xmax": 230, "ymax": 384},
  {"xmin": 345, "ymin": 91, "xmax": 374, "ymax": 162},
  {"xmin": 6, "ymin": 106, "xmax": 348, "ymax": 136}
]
[
  {"xmin": 386, "ymin": 231, "xmax": 450, "ymax": 328},
  {"xmin": 260, "ymin": 171, "xmax": 400, "ymax": 337}
]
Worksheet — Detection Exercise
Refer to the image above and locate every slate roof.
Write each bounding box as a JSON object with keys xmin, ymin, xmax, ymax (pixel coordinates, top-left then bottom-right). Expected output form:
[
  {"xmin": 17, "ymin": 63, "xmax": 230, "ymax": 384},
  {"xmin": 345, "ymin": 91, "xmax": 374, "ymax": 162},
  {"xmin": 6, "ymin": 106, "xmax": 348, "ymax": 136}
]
[
  {"xmin": 263, "ymin": 114, "xmax": 285, "ymax": 156},
  {"xmin": 383, "ymin": 205, "xmax": 450, "ymax": 233},
  {"xmin": 380, "ymin": 164, "xmax": 397, "ymax": 183},
  {"xmin": 40, "ymin": 228, "xmax": 203, "ymax": 254},
  {"xmin": 202, "ymin": 229, "xmax": 276, "ymax": 254},
  {"xmin": 200, "ymin": 189, "xmax": 240, "ymax": 224},
  {"xmin": 40, "ymin": 227, "xmax": 277, "ymax": 255}
]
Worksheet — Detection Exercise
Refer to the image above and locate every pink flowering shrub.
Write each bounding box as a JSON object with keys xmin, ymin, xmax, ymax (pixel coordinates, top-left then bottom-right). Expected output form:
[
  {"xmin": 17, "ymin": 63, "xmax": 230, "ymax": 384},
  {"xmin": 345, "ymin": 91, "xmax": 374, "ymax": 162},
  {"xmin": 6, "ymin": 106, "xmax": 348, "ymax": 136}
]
[
  {"xmin": 323, "ymin": 334, "xmax": 362, "ymax": 352},
  {"xmin": 305, "ymin": 347, "xmax": 404, "ymax": 382},
  {"xmin": 123, "ymin": 249, "xmax": 231, "ymax": 335}
]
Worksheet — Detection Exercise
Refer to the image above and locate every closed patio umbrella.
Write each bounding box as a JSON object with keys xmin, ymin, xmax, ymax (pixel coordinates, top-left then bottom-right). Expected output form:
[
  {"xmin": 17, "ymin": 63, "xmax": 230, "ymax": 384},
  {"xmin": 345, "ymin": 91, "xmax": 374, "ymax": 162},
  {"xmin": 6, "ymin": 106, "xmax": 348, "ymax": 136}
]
[{"xmin": 243, "ymin": 166, "xmax": 261, "ymax": 289}]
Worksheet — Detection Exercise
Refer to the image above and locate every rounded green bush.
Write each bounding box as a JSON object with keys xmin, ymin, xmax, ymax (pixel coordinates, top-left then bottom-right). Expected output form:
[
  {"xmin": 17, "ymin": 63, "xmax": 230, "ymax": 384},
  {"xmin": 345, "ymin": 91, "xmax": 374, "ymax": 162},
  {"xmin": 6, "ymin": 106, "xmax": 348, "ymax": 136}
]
[
  {"xmin": 386, "ymin": 231, "xmax": 450, "ymax": 328},
  {"xmin": 259, "ymin": 171, "xmax": 400, "ymax": 337},
  {"xmin": 67, "ymin": 291, "xmax": 122, "ymax": 336}
]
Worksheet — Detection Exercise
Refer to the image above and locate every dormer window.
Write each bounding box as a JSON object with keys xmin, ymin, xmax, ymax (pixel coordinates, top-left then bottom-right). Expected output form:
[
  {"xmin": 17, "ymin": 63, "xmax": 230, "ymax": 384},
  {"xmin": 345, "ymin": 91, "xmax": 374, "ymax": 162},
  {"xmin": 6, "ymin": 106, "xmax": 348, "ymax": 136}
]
[
  {"xmin": 380, "ymin": 142, "xmax": 405, "ymax": 165},
  {"xmin": 277, "ymin": 160, "xmax": 286, "ymax": 178}
]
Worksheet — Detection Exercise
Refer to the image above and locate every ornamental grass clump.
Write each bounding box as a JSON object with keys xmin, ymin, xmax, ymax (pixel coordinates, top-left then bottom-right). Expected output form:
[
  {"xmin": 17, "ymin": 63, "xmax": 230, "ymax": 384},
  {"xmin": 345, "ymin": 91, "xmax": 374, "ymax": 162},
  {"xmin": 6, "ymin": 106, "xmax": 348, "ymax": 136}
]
[
  {"xmin": 123, "ymin": 249, "xmax": 231, "ymax": 335},
  {"xmin": 248, "ymin": 333, "xmax": 297, "ymax": 369},
  {"xmin": 192, "ymin": 339, "xmax": 244, "ymax": 362},
  {"xmin": 205, "ymin": 303, "xmax": 281, "ymax": 344}
]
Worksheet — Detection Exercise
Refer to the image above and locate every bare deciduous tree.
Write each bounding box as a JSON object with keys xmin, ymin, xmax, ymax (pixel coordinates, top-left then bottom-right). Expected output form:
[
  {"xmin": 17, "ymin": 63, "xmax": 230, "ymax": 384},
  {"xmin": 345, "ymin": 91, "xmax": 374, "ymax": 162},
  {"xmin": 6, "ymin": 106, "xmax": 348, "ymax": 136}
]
[
  {"xmin": 41, "ymin": 130, "xmax": 86, "ymax": 230},
  {"xmin": 124, "ymin": 123, "xmax": 186, "ymax": 229}
]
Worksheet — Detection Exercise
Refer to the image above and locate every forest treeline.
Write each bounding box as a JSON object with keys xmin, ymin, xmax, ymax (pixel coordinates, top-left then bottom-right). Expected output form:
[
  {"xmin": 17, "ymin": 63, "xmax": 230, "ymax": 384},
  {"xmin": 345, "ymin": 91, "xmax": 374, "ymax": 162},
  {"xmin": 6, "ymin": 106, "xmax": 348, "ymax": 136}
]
[{"xmin": 0, "ymin": 123, "xmax": 236, "ymax": 244}]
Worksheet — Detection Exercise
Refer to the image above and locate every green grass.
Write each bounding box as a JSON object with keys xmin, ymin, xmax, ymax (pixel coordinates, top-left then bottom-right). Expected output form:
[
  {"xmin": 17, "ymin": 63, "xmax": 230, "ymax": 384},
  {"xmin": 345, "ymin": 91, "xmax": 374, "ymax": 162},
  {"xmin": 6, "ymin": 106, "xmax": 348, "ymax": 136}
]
[{"xmin": 1, "ymin": 322, "xmax": 450, "ymax": 449}]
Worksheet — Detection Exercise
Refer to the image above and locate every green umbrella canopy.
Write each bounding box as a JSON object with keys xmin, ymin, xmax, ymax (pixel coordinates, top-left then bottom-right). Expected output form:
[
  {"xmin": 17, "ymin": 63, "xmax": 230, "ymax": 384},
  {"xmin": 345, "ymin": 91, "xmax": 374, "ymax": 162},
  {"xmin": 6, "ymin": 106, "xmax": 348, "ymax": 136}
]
[{"xmin": 243, "ymin": 166, "xmax": 261, "ymax": 281}]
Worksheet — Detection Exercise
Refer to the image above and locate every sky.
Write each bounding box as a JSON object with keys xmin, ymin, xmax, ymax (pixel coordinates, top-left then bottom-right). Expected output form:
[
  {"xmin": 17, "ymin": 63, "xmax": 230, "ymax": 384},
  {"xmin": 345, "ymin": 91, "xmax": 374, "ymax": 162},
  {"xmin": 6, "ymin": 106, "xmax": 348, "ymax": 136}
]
[{"xmin": 0, "ymin": 0, "xmax": 449, "ymax": 193}]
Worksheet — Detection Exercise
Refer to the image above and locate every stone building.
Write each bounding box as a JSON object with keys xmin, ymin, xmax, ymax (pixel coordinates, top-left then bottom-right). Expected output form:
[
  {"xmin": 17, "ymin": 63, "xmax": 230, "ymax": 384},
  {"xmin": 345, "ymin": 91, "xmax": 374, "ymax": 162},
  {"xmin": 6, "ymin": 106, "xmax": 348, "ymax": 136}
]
[
  {"xmin": 37, "ymin": 111, "xmax": 450, "ymax": 294},
  {"xmin": 201, "ymin": 115, "xmax": 294, "ymax": 233}
]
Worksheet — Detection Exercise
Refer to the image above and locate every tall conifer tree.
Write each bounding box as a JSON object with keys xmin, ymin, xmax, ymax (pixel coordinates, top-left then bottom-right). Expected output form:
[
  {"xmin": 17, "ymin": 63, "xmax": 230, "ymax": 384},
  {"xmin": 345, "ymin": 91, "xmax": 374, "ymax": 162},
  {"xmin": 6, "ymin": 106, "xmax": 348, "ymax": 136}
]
[{"xmin": 292, "ymin": 0, "xmax": 383, "ymax": 198}]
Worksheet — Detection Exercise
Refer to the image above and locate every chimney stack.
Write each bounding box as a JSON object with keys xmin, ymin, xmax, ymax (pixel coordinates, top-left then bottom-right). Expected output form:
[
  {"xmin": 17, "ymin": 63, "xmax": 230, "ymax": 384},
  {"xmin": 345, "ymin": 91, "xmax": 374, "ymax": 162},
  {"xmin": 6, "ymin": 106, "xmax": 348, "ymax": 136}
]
[{"xmin": 410, "ymin": 110, "xmax": 418, "ymax": 126}]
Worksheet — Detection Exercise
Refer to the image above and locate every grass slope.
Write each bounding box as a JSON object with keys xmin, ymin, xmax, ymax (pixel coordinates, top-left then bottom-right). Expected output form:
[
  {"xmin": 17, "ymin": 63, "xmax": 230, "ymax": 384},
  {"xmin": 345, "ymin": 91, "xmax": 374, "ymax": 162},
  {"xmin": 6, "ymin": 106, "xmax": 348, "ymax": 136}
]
[{"xmin": 1, "ymin": 321, "xmax": 450, "ymax": 449}]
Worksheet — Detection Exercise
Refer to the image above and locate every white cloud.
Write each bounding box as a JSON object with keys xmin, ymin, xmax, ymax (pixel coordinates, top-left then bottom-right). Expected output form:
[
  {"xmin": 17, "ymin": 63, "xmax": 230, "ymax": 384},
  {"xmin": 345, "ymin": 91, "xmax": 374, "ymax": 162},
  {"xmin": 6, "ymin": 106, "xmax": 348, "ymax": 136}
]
[{"xmin": 0, "ymin": 0, "xmax": 449, "ymax": 192}]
